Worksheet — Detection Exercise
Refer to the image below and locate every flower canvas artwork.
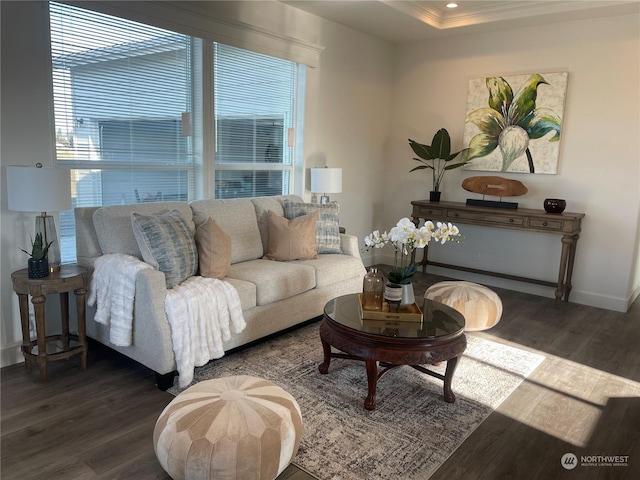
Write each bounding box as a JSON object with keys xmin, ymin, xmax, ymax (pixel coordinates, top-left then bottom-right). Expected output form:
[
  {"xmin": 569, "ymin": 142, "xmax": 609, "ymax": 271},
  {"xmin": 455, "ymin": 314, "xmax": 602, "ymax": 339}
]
[{"xmin": 463, "ymin": 72, "xmax": 568, "ymax": 174}]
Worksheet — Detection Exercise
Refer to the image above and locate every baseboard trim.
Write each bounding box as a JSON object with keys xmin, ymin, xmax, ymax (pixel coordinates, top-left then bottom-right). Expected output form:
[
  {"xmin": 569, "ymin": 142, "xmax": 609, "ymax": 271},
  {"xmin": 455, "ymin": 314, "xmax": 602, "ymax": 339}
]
[
  {"xmin": 1, "ymin": 341, "xmax": 24, "ymax": 368},
  {"xmin": 426, "ymin": 266, "xmax": 629, "ymax": 313}
]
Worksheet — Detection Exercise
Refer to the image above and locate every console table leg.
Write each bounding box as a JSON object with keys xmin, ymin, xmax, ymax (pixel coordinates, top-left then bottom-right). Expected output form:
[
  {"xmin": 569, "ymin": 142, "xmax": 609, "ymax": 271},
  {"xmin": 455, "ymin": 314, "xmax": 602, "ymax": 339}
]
[
  {"xmin": 555, "ymin": 236, "xmax": 573, "ymax": 308},
  {"xmin": 443, "ymin": 356, "xmax": 460, "ymax": 403},
  {"xmin": 364, "ymin": 358, "xmax": 378, "ymax": 410},
  {"xmin": 564, "ymin": 234, "xmax": 579, "ymax": 303}
]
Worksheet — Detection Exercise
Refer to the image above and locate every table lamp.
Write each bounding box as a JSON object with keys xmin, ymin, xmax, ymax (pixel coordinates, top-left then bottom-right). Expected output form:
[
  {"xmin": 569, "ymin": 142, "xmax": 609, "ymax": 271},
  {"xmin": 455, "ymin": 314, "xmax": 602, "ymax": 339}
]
[
  {"xmin": 310, "ymin": 167, "xmax": 342, "ymax": 204},
  {"xmin": 7, "ymin": 164, "xmax": 72, "ymax": 272}
]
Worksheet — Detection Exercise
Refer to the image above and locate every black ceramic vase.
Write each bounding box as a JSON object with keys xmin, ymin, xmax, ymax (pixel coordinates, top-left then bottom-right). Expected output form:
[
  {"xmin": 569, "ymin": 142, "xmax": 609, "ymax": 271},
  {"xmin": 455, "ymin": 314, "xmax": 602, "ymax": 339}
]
[
  {"xmin": 543, "ymin": 198, "xmax": 566, "ymax": 214},
  {"xmin": 430, "ymin": 191, "xmax": 441, "ymax": 202},
  {"xmin": 28, "ymin": 258, "xmax": 49, "ymax": 278}
]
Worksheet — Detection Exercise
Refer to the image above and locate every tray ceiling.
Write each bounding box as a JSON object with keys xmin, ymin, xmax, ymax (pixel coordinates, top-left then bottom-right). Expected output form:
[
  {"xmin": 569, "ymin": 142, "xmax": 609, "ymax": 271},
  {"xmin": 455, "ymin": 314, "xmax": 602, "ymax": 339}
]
[{"xmin": 283, "ymin": 1, "xmax": 639, "ymax": 43}]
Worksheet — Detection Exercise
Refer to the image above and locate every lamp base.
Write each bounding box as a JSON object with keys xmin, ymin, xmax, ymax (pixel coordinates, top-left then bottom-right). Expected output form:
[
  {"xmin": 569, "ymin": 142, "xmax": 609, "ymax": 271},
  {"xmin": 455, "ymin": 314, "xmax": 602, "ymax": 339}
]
[
  {"xmin": 320, "ymin": 195, "xmax": 331, "ymax": 205},
  {"xmin": 35, "ymin": 214, "xmax": 61, "ymax": 271}
]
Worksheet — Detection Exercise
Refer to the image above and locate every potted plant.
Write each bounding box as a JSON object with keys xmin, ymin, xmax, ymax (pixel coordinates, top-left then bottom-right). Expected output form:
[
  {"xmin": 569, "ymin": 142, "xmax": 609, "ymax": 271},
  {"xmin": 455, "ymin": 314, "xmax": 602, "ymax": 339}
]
[
  {"xmin": 20, "ymin": 232, "xmax": 53, "ymax": 278},
  {"xmin": 363, "ymin": 218, "xmax": 461, "ymax": 306},
  {"xmin": 409, "ymin": 128, "xmax": 469, "ymax": 202}
]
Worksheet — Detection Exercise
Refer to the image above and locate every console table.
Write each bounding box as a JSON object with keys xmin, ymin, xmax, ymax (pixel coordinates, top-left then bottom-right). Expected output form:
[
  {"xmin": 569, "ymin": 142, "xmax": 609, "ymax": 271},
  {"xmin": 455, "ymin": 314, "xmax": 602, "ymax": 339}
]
[{"xmin": 410, "ymin": 200, "xmax": 585, "ymax": 307}]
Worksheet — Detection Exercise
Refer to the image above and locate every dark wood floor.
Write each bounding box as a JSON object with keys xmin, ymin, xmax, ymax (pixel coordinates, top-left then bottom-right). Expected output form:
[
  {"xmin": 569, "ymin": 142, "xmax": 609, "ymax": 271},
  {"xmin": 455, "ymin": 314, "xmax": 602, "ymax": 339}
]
[{"xmin": 2, "ymin": 270, "xmax": 639, "ymax": 479}]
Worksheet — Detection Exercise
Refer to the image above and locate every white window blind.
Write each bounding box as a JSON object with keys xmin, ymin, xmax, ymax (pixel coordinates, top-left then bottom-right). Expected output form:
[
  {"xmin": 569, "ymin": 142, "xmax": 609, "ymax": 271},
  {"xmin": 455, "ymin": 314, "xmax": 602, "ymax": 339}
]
[
  {"xmin": 213, "ymin": 43, "xmax": 298, "ymax": 198},
  {"xmin": 50, "ymin": 2, "xmax": 194, "ymax": 261},
  {"xmin": 49, "ymin": 2, "xmax": 304, "ymax": 263}
]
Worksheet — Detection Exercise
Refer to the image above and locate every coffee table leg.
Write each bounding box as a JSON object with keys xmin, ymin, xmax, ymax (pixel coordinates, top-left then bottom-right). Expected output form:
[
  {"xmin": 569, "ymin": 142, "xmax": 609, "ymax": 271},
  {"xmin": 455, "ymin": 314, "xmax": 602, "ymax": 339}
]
[
  {"xmin": 318, "ymin": 336, "xmax": 332, "ymax": 374},
  {"xmin": 443, "ymin": 356, "xmax": 460, "ymax": 403},
  {"xmin": 364, "ymin": 358, "xmax": 378, "ymax": 410}
]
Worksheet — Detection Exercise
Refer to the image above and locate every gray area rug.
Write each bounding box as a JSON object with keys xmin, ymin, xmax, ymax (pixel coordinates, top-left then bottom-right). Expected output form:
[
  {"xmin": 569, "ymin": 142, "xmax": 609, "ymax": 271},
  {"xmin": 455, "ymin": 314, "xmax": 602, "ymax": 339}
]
[{"xmin": 169, "ymin": 322, "xmax": 544, "ymax": 480}]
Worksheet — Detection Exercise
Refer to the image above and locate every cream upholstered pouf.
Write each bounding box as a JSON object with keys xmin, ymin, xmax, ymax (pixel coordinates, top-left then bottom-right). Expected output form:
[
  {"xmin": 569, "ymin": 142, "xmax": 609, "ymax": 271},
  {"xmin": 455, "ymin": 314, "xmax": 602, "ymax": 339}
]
[
  {"xmin": 425, "ymin": 281, "xmax": 503, "ymax": 331},
  {"xmin": 153, "ymin": 375, "xmax": 303, "ymax": 480}
]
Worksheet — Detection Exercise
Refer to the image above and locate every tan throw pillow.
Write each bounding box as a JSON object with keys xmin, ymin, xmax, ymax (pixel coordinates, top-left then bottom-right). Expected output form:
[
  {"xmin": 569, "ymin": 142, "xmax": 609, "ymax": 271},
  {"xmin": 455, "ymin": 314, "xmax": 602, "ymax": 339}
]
[
  {"xmin": 195, "ymin": 217, "xmax": 232, "ymax": 279},
  {"xmin": 265, "ymin": 210, "xmax": 318, "ymax": 261}
]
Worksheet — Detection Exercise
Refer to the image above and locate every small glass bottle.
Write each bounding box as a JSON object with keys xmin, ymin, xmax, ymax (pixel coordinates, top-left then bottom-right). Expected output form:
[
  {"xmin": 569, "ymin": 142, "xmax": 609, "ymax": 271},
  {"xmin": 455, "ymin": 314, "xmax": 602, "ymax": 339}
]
[{"xmin": 362, "ymin": 268, "xmax": 384, "ymax": 311}]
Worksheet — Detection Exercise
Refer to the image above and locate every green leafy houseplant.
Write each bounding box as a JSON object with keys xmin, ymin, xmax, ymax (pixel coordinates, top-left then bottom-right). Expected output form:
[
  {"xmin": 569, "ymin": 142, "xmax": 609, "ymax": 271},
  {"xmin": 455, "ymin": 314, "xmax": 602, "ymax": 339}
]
[
  {"xmin": 409, "ymin": 128, "xmax": 469, "ymax": 193},
  {"xmin": 20, "ymin": 232, "xmax": 53, "ymax": 260}
]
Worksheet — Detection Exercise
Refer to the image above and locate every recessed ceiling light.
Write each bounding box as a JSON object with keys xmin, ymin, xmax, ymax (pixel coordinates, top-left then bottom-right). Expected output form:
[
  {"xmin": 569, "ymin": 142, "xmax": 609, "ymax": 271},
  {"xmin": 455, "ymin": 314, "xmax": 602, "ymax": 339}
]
[{"xmin": 446, "ymin": 2, "xmax": 458, "ymax": 8}]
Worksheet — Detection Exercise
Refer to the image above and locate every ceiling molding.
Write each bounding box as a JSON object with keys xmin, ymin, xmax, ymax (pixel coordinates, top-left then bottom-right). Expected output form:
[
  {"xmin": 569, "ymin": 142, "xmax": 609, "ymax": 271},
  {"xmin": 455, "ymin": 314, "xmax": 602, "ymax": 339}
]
[
  {"xmin": 381, "ymin": 0, "xmax": 638, "ymax": 30},
  {"xmin": 283, "ymin": 0, "xmax": 640, "ymax": 44}
]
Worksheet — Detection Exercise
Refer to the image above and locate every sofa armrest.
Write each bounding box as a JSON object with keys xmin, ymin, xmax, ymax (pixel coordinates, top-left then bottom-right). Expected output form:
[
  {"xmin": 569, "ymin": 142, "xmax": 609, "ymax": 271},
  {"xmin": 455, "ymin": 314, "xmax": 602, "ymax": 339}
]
[
  {"xmin": 132, "ymin": 269, "xmax": 175, "ymax": 372},
  {"xmin": 340, "ymin": 233, "xmax": 362, "ymax": 259}
]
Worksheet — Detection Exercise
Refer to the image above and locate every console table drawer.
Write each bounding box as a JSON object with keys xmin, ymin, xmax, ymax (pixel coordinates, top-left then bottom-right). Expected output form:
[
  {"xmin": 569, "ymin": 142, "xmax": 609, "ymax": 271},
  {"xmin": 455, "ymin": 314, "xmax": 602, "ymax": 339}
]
[
  {"xmin": 529, "ymin": 218, "xmax": 564, "ymax": 231},
  {"xmin": 446, "ymin": 210, "xmax": 525, "ymax": 227},
  {"xmin": 413, "ymin": 205, "xmax": 444, "ymax": 217}
]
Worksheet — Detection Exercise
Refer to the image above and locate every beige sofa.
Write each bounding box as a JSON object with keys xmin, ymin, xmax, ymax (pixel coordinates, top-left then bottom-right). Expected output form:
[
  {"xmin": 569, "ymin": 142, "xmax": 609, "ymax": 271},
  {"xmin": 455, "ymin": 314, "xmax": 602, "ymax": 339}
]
[{"xmin": 75, "ymin": 195, "xmax": 366, "ymax": 389}]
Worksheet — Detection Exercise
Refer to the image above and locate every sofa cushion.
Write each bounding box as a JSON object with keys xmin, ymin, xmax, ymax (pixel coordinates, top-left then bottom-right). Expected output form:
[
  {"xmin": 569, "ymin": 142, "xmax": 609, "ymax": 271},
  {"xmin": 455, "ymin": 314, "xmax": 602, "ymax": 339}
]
[
  {"xmin": 265, "ymin": 210, "xmax": 318, "ymax": 261},
  {"xmin": 293, "ymin": 253, "xmax": 366, "ymax": 288},
  {"xmin": 292, "ymin": 254, "xmax": 367, "ymax": 288},
  {"xmin": 223, "ymin": 277, "xmax": 257, "ymax": 312},
  {"xmin": 131, "ymin": 210, "xmax": 198, "ymax": 289},
  {"xmin": 228, "ymin": 259, "xmax": 316, "ymax": 306},
  {"xmin": 195, "ymin": 217, "xmax": 231, "ymax": 279},
  {"xmin": 190, "ymin": 198, "xmax": 263, "ymax": 264},
  {"xmin": 93, "ymin": 202, "xmax": 194, "ymax": 258},
  {"xmin": 251, "ymin": 195, "xmax": 303, "ymax": 252},
  {"xmin": 283, "ymin": 200, "xmax": 341, "ymax": 254}
]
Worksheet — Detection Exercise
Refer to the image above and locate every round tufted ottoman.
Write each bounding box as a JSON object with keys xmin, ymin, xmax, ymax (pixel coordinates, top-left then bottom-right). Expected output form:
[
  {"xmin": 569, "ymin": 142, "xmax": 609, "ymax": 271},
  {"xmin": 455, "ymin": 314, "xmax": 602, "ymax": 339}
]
[
  {"xmin": 153, "ymin": 375, "xmax": 303, "ymax": 480},
  {"xmin": 425, "ymin": 281, "xmax": 503, "ymax": 331}
]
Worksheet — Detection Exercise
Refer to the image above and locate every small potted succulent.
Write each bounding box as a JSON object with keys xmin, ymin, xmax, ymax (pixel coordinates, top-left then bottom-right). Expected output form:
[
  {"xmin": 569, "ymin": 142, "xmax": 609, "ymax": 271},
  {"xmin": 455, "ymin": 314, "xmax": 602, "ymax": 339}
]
[
  {"xmin": 20, "ymin": 232, "xmax": 53, "ymax": 278},
  {"xmin": 409, "ymin": 128, "xmax": 469, "ymax": 201}
]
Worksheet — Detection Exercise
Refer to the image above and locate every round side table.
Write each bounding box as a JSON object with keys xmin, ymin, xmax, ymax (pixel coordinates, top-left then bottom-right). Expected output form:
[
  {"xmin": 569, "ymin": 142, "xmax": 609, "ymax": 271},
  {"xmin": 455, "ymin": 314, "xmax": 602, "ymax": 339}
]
[{"xmin": 11, "ymin": 265, "xmax": 88, "ymax": 382}]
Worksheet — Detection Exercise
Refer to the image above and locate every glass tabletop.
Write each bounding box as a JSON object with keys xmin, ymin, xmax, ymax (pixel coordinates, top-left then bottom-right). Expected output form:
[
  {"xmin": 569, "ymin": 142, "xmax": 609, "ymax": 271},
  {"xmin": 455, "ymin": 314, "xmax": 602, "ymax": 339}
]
[{"xmin": 324, "ymin": 293, "xmax": 465, "ymax": 340}]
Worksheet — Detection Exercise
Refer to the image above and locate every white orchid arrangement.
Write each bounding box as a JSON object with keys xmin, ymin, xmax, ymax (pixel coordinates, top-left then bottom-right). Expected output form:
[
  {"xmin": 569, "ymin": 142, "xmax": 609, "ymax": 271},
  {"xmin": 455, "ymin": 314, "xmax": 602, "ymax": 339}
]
[{"xmin": 364, "ymin": 217, "xmax": 461, "ymax": 284}]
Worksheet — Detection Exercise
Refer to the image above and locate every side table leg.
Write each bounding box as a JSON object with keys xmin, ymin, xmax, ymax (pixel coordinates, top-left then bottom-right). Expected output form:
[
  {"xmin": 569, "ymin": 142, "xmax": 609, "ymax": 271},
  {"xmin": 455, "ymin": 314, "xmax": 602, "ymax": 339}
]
[
  {"xmin": 443, "ymin": 356, "xmax": 460, "ymax": 403},
  {"xmin": 75, "ymin": 287, "xmax": 88, "ymax": 371},
  {"xmin": 31, "ymin": 293, "xmax": 48, "ymax": 382},
  {"xmin": 364, "ymin": 358, "xmax": 379, "ymax": 410},
  {"xmin": 17, "ymin": 293, "xmax": 32, "ymax": 373},
  {"xmin": 60, "ymin": 291, "xmax": 70, "ymax": 351}
]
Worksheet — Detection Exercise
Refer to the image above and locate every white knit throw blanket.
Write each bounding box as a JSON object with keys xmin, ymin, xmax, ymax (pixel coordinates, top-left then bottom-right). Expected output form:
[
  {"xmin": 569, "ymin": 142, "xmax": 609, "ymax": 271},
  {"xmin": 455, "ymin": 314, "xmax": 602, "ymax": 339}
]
[
  {"xmin": 88, "ymin": 254, "xmax": 153, "ymax": 346},
  {"xmin": 88, "ymin": 254, "xmax": 246, "ymax": 388},
  {"xmin": 165, "ymin": 276, "xmax": 246, "ymax": 387}
]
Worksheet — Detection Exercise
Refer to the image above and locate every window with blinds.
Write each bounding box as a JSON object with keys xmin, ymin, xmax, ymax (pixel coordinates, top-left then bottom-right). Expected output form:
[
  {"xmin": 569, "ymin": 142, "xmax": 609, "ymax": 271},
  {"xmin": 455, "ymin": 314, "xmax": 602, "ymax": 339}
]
[{"xmin": 49, "ymin": 2, "xmax": 304, "ymax": 263}]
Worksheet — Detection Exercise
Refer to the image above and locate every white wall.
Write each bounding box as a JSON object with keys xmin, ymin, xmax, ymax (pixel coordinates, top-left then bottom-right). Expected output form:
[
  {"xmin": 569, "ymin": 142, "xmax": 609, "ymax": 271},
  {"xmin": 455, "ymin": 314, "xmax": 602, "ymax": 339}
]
[
  {"xmin": 1, "ymin": 1, "xmax": 59, "ymax": 366},
  {"xmin": 383, "ymin": 13, "xmax": 640, "ymax": 312}
]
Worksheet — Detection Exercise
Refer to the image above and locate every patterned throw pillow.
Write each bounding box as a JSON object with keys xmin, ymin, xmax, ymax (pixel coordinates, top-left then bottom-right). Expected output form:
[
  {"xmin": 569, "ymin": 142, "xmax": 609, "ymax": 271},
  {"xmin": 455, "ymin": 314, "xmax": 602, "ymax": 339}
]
[
  {"xmin": 131, "ymin": 210, "xmax": 198, "ymax": 289},
  {"xmin": 283, "ymin": 200, "xmax": 341, "ymax": 254},
  {"xmin": 265, "ymin": 210, "xmax": 318, "ymax": 261}
]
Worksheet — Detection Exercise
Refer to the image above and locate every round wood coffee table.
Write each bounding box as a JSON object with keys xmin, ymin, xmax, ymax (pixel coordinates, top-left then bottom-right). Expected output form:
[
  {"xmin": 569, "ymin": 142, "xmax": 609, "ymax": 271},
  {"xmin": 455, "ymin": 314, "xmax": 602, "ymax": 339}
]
[{"xmin": 318, "ymin": 293, "xmax": 467, "ymax": 410}]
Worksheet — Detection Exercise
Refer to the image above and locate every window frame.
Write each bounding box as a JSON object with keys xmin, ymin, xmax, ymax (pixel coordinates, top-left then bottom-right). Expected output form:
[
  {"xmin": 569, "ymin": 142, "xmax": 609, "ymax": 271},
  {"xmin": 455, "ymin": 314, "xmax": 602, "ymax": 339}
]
[{"xmin": 49, "ymin": 1, "xmax": 306, "ymax": 263}]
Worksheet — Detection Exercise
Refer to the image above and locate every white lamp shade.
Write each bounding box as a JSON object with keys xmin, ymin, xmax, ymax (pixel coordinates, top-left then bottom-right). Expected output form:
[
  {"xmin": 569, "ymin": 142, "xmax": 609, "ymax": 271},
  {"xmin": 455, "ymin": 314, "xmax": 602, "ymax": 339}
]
[
  {"xmin": 310, "ymin": 168, "xmax": 342, "ymax": 194},
  {"xmin": 7, "ymin": 166, "xmax": 72, "ymax": 212}
]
